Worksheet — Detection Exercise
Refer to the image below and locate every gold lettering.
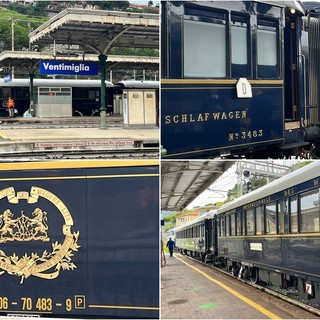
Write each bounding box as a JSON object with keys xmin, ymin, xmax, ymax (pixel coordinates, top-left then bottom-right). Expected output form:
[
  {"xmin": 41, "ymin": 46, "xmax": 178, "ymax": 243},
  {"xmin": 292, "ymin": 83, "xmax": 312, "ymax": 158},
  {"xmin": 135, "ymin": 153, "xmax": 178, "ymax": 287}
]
[
  {"xmin": 181, "ymin": 114, "xmax": 187, "ymax": 123},
  {"xmin": 164, "ymin": 109, "xmax": 248, "ymax": 125},
  {"xmin": 229, "ymin": 133, "xmax": 234, "ymax": 141},
  {"xmin": 212, "ymin": 112, "xmax": 220, "ymax": 120}
]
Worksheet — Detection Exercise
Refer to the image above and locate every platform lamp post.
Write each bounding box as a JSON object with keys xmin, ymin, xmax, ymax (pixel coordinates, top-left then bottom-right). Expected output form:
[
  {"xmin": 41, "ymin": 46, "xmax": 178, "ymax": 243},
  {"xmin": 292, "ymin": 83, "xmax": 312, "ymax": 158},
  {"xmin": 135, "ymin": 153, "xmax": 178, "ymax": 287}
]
[{"xmin": 99, "ymin": 54, "xmax": 108, "ymax": 129}]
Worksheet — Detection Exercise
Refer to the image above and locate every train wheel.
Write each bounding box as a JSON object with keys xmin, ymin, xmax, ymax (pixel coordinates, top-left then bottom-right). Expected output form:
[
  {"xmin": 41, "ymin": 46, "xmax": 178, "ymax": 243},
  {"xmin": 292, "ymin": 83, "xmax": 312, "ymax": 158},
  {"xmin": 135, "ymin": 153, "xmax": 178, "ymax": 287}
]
[
  {"xmin": 91, "ymin": 109, "xmax": 99, "ymax": 116},
  {"xmin": 310, "ymin": 143, "xmax": 320, "ymax": 159},
  {"xmin": 250, "ymin": 267, "xmax": 258, "ymax": 284},
  {"xmin": 74, "ymin": 110, "xmax": 83, "ymax": 117}
]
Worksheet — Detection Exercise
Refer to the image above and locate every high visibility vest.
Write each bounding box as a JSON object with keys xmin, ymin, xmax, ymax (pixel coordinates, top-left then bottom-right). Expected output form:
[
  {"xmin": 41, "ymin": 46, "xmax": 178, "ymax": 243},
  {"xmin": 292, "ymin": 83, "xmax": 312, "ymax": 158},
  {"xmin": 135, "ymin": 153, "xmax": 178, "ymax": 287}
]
[{"xmin": 7, "ymin": 99, "xmax": 14, "ymax": 108}]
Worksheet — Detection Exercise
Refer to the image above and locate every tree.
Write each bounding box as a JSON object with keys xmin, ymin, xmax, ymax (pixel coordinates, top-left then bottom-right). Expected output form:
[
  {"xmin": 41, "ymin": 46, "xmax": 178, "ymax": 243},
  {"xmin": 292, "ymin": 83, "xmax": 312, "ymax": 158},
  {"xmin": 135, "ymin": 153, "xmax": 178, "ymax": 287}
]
[
  {"xmin": 163, "ymin": 210, "xmax": 191, "ymax": 233},
  {"xmin": 91, "ymin": 1, "xmax": 129, "ymax": 11},
  {"xmin": 148, "ymin": 1, "xmax": 154, "ymax": 6},
  {"xmin": 7, "ymin": 2, "xmax": 48, "ymax": 17},
  {"xmin": 0, "ymin": 10, "xmax": 47, "ymax": 51},
  {"xmin": 109, "ymin": 47, "xmax": 159, "ymax": 57},
  {"xmin": 224, "ymin": 175, "xmax": 269, "ymax": 204}
]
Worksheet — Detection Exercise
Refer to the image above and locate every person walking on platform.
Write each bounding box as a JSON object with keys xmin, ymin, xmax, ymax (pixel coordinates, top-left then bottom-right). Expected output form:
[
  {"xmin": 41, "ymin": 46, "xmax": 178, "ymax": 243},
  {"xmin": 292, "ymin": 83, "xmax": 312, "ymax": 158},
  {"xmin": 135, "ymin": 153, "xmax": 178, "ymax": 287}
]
[
  {"xmin": 166, "ymin": 238, "xmax": 175, "ymax": 257},
  {"xmin": 7, "ymin": 97, "xmax": 15, "ymax": 118}
]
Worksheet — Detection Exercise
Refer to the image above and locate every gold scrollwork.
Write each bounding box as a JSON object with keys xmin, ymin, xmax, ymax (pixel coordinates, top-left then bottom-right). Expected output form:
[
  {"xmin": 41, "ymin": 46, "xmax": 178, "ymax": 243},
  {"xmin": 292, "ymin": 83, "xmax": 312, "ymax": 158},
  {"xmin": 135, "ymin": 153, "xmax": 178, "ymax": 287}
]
[{"xmin": 0, "ymin": 187, "xmax": 80, "ymax": 283}]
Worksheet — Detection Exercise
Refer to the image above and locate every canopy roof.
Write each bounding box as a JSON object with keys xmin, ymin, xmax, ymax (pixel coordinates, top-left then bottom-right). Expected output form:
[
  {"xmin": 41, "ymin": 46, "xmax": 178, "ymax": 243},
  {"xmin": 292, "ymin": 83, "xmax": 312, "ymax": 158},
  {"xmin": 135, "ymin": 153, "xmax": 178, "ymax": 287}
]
[
  {"xmin": 29, "ymin": 8, "xmax": 159, "ymax": 54},
  {"xmin": 161, "ymin": 161, "xmax": 235, "ymax": 211}
]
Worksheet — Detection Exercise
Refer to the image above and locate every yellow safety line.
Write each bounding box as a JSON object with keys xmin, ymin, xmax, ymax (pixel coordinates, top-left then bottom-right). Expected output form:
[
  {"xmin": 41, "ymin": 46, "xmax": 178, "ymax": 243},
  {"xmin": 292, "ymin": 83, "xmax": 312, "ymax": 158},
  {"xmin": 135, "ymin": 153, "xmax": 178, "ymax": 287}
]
[
  {"xmin": 0, "ymin": 132, "xmax": 10, "ymax": 140},
  {"xmin": 176, "ymin": 256, "xmax": 281, "ymax": 319}
]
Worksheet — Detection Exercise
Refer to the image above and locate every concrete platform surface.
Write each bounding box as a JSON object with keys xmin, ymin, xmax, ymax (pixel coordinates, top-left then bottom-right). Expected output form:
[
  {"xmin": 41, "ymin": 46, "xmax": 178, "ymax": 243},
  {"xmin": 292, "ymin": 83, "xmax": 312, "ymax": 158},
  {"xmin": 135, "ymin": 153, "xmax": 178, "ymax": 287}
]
[
  {"xmin": 161, "ymin": 253, "xmax": 319, "ymax": 319},
  {"xmin": 0, "ymin": 117, "xmax": 159, "ymax": 155}
]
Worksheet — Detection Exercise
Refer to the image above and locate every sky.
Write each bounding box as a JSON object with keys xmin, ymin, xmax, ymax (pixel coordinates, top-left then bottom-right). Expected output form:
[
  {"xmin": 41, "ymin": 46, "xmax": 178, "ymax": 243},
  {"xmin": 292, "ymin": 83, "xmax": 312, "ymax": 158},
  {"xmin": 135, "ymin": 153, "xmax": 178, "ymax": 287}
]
[
  {"xmin": 186, "ymin": 164, "xmax": 237, "ymax": 209},
  {"xmin": 186, "ymin": 160, "xmax": 305, "ymax": 210}
]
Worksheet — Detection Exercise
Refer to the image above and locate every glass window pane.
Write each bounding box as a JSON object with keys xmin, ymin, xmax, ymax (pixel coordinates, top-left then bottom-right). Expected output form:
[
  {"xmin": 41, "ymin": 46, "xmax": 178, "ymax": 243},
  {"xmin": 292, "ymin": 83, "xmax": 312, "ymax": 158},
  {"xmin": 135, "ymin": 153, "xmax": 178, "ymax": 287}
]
[
  {"xmin": 266, "ymin": 202, "xmax": 277, "ymax": 234},
  {"xmin": 257, "ymin": 29, "xmax": 277, "ymax": 66},
  {"xmin": 221, "ymin": 216, "xmax": 225, "ymax": 236},
  {"xmin": 290, "ymin": 196, "xmax": 298, "ymax": 233},
  {"xmin": 242, "ymin": 211, "xmax": 246, "ymax": 235},
  {"xmin": 300, "ymin": 190, "xmax": 320, "ymax": 233},
  {"xmin": 230, "ymin": 214, "xmax": 235, "ymax": 236},
  {"xmin": 236, "ymin": 211, "xmax": 241, "ymax": 235},
  {"xmin": 226, "ymin": 215, "xmax": 230, "ymax": 236},
  {"xmin": 255, "ymin": 206, "xmax": 263, "ymax": 235},
  {"xmin": 246, "ymin": 209, "xmax": 254, "ymax": 235},
  {"xmin": 231, "ymin": 26, "xmax": 247, "ymax": 65},
  {"xmin": 184, "ymin": 20, "xmax": 226, "ymax": 77},
  {"xmin": 278, "ymin": 201, "xmax": 288, "ymax": 234}
]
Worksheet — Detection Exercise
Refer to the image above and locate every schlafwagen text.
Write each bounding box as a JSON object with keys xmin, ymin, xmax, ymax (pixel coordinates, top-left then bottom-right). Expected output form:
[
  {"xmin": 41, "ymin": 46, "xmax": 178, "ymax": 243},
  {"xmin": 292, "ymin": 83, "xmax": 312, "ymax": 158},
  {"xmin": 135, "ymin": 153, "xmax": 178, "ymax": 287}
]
[{"xmin": 164, "ymin": 111, "xmax": 247, "ymax": 124}]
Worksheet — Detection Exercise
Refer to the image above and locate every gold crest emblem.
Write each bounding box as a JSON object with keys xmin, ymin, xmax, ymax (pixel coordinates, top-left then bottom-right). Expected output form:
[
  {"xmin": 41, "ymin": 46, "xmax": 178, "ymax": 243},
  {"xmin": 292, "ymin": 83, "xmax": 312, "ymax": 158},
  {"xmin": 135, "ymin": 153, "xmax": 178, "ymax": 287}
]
[{"xmin": 0, "ymin": 186, "xmax": 80, "ymax": 283}]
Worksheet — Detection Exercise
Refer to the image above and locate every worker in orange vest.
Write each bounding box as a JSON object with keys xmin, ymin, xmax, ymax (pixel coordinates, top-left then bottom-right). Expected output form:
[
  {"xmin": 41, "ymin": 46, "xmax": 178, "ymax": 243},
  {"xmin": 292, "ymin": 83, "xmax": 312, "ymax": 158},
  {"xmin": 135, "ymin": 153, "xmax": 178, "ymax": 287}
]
[{"xmin": 7, "ymin": 97, "xmax": 15, "ymax": 118}]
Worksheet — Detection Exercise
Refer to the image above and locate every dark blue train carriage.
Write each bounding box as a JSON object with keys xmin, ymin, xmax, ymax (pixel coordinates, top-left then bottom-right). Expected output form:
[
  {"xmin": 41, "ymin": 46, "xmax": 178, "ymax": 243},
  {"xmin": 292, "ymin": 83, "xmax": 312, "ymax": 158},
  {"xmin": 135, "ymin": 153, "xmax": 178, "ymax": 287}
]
[
  {"xmin": 175, "ymin": 161, "xmax": 320, "ymax": 303},
  {"xmin": 216, "ymin": 161, "xmax": 320, "ymax": 302},
  {"xmin": 0, "ymin": 160, "xmax": 159, "ymax": 319},
  {"xmin": 161, "ymin": 1, "xmax": 320, "ymax": 158}
]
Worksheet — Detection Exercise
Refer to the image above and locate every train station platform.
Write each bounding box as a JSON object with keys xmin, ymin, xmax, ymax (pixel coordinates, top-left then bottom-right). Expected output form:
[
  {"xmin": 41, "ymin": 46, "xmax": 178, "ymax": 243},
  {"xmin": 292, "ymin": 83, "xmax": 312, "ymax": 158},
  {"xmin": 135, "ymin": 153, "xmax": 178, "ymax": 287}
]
[
  {"xmin": 0, "ymin": 116, "xmax": 159, "ymax": 158},
  {"xmin": 161, "ymin": 253, "xmax": 319, "ymax": 319}
]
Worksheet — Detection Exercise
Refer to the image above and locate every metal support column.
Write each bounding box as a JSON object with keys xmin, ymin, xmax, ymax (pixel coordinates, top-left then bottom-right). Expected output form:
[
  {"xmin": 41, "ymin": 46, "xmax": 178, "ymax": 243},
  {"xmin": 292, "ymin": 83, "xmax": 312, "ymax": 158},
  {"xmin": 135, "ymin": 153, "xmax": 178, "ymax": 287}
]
[
  {"xmin": 29, "ymin": 73, "xmax": 34, "ymax": 116},
  {"xmin": 99, "ymin": 54, "xmax": 108, "ymax": 129}
]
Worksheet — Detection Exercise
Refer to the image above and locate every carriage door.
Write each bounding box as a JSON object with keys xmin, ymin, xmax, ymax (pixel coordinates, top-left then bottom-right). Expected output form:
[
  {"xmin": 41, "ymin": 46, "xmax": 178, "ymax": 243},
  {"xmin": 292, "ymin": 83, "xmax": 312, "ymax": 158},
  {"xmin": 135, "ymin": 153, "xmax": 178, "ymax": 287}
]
[
  {"xmin": 284, "ymin": 10, "xmax": 299, "ymax": 123},
  {"xmin": 305, "ymin": 16, "xmax": 320, "ymax": 125}
]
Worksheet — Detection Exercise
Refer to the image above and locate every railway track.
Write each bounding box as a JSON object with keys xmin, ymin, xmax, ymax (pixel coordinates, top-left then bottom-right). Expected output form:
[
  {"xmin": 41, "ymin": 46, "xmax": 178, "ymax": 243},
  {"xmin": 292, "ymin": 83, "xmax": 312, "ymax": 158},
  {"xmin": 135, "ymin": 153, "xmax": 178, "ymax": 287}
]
[{"xmin": 179, "ymin": 253, "xmax": 320, "ymax": 318}]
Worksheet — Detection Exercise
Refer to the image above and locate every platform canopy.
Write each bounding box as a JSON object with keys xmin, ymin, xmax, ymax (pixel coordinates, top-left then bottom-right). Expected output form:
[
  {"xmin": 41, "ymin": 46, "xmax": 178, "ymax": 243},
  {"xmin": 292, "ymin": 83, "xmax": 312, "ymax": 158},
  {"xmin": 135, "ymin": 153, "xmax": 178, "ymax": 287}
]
[
  {"xmin": 161, "ymin": 161, "xmax": 236, "ymax": 211},
  {"xmin": 29, "ymin": 8, "xmax": 159, "ymax": 54},
  {"xmin": 0, "ymin": 51, "xmax": 159, "ymax": 73}
]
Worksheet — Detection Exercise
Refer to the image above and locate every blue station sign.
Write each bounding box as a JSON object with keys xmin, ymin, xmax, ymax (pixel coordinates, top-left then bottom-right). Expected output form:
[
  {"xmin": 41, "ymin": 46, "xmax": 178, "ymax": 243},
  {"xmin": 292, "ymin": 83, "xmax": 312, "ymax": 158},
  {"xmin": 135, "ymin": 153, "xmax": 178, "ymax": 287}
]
[{"xmin": 40, "ymin": 60, "xmax": 98, "ymax": 75}]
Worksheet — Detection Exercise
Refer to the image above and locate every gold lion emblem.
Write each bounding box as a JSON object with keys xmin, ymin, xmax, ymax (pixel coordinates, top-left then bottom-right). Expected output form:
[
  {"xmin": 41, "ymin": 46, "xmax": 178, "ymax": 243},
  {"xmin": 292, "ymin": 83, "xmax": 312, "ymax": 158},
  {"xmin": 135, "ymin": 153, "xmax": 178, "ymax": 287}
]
[{"xmin": 0, "ymin": 186, "xmax": 80, "ymax": 283}]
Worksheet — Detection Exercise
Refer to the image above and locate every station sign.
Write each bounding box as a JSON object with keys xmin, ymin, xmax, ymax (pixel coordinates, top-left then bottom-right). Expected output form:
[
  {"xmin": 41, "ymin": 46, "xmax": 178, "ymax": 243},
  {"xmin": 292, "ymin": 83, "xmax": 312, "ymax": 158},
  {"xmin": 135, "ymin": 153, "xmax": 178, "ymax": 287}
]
[{"xmin": 39, "ymin": 60, "xmax": 98, "ymax": 76}]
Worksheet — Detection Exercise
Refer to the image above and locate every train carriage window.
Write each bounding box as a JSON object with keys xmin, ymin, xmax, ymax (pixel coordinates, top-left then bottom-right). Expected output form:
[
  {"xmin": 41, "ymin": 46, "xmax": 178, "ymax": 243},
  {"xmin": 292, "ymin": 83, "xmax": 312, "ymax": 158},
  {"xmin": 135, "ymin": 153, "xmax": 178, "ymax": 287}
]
[
  {"xmin": 266, "ymin": 202, "xmax": 277, "ymax": 234},
  {"xmin": 184, "ymin": 15, "xmax": 226, "ymax": 78},
  {"xmin": 226, "ymin": 215, "xmax": 230, "ymax": 236},
  {"xmin": 255, "ymin": 206, "xmax": 263, "ymax": 235},
  {"xmin": 246, "ymin": 209, "xmax": 254, "ymax": 235},
  {"xmin": 257, "ymin": 20, "xmax": 279, "ymax": 79},
  {"xmin": 300, "ymin": 189, "xmax": 320, "ymax": 233},
  {"xmin": 278, "ymin": 200, "xmax": 289, "ymax": 234},
  {"xmin": 231, "ymin": 15, "xmax": 249, "ymax": 78},
  {"xmin": 242, "ymin": 210, "xmax": 246, "ymax": 235},
  {"xmin": 221, "ymin": 216, "xmax": 226, "ymax": 236},
  {"xmin": 290, "ymin": 196, "xmax": 298, "ymax": 233},
  {"xmin": 236, "ymin": 211, "xmax": 241, "ymax": 235},
  {"xmin": 230, "ymin": 214, "xmax": 235, "ymax": 236}
]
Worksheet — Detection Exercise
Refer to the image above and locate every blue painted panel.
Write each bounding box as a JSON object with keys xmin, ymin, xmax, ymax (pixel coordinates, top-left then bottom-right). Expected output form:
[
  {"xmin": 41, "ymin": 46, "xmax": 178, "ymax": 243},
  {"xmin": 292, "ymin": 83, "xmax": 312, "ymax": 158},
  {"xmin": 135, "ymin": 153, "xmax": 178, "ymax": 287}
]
[
  {"xmin": 161, "ymin": 85, "xmax": 284, "ymax": 158},
  {"xmin": 0, "ymin": 165, "xmax": 159, "ymax": 318}
]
